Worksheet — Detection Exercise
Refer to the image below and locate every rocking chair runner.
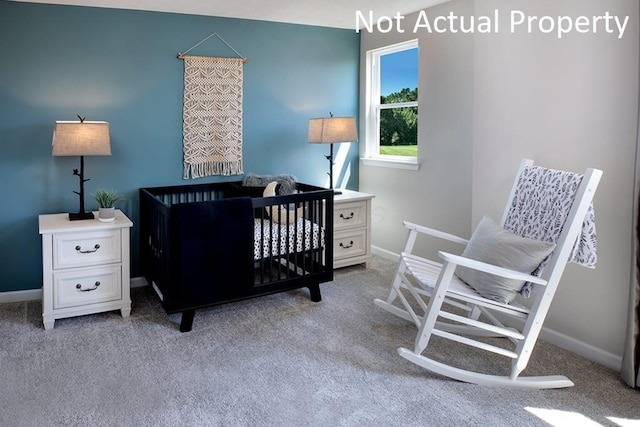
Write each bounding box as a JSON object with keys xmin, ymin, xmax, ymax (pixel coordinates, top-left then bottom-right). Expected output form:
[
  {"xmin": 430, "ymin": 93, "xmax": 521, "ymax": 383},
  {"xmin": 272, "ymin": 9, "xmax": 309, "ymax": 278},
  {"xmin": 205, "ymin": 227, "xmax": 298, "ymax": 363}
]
[{"xmin": 374, "ymin": 159, "xmax": 602, "ymax": 389}]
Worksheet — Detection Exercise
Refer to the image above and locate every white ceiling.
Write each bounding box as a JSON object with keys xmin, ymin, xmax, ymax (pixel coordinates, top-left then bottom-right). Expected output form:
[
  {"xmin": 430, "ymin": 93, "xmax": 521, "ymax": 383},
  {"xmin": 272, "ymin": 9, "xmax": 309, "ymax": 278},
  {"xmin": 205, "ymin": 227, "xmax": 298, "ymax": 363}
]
[{"xmin": 10, "ymin": 0, "xmax": 449, "ymax": 29}]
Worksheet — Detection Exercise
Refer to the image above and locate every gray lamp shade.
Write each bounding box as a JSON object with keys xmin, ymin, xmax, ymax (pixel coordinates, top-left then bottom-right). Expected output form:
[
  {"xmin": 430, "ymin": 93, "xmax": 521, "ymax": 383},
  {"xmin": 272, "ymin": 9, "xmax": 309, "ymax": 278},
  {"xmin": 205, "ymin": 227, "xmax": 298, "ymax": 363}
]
[
  {"xmin": 307, "ymin": 116, "xmax": 357, "ymax": 144},
  {"xmin": 52, "ymin": 121, "xmax": 111, "ymax": 156}
]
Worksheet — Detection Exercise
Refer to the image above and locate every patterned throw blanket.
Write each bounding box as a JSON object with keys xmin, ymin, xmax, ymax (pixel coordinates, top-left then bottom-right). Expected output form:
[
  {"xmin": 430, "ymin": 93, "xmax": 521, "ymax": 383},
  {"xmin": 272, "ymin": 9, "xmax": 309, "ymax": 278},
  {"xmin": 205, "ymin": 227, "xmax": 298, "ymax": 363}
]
[
  {"xmin": 182, "ymin": 55, "xmax": 244, "ymax": 178},
  {"xmin": 503, "ymin": 165, "xmax": 597, "ymax": 296}
]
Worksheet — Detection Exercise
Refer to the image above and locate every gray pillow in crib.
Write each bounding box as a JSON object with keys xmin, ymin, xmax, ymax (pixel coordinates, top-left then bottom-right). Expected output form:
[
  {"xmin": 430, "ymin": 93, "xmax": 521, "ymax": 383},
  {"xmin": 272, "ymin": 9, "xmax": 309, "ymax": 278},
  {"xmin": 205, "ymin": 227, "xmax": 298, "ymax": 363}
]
[{"xmin": 242, "ymin": 174, "xmax": 297, "ymax": 195}]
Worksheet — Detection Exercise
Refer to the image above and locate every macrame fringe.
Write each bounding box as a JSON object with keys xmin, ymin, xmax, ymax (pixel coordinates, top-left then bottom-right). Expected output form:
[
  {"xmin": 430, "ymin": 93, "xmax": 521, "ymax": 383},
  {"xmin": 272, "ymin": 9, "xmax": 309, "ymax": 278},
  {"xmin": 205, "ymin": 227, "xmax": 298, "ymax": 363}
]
[
  {"xmin": 184, "ymin": 160, "xmax": 244, "ymax": 179},
  {"xmin": 182, "ymin": 55, "xmax": 244, "ymax": 179}
]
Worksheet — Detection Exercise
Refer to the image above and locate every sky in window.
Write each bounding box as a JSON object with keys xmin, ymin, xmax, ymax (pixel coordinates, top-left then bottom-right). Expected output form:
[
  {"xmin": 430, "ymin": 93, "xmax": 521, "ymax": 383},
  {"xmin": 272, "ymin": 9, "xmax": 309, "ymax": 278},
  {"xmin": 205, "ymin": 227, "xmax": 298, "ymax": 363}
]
[{"xmin": 380, "ymin": 48, "xmax": 418, "ymax": 96}]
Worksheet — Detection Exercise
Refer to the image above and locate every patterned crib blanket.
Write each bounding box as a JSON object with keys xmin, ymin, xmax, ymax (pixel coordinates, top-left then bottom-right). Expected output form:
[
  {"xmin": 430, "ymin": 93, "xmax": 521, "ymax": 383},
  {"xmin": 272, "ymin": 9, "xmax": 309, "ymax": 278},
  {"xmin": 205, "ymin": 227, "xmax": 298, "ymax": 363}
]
[{"xmin": 253, "ymin": 218, "xmax": 324, "ymax": 260}]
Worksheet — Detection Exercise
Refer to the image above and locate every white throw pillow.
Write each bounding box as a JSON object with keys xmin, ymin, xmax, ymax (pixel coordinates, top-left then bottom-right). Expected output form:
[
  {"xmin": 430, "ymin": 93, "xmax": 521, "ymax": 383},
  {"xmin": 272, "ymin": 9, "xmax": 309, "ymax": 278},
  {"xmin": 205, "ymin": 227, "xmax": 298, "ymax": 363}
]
[{"xmin": 454, "ymin": 216, "xmax": 556, "ymax": 304}]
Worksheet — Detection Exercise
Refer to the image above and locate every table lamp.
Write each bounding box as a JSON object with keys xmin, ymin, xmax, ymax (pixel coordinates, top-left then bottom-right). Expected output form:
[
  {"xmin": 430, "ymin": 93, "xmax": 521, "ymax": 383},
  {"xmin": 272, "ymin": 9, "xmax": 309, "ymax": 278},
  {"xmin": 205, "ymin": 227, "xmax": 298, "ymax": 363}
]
[
  {"xmin": 307, "ymin": 114, "xmax": 357, "ymax": 193},
  {"xmin": 52, "ymin": 117, "xmax": 111, "ymax": 220}
]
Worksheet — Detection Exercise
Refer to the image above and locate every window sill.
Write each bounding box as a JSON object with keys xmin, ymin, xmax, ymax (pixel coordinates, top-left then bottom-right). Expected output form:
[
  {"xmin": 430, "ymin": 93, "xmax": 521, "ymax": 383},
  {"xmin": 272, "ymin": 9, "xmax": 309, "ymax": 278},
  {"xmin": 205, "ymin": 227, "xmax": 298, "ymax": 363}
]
[{"xmin": 361, "ymin": 157, "xmax": 421, "ymax": 171}]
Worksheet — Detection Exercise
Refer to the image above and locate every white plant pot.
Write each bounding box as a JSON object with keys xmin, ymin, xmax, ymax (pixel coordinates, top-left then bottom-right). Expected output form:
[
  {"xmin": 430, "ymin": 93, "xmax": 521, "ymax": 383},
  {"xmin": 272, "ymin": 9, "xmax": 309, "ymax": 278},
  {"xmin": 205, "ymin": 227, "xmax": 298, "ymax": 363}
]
[{"xmin": 98, "ymin": 207, "xmax": 116, "ymax": 222}]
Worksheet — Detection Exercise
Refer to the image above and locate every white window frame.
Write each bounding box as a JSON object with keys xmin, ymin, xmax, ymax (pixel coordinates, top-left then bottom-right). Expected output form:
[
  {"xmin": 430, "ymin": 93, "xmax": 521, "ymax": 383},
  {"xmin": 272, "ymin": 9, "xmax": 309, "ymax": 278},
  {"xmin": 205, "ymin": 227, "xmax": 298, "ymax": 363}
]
[{"xmin": 363, "ymin": 39, "xmax": 420, "ymax": 170}]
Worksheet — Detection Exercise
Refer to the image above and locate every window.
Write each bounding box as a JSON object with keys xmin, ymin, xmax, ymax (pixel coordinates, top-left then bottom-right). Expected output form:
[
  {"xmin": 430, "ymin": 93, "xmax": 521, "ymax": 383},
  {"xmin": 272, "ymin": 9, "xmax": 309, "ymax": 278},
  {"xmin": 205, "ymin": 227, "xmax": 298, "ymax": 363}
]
[{"xmin": 364, "ymin": 40, "xmax": 419, "ymax": 169}]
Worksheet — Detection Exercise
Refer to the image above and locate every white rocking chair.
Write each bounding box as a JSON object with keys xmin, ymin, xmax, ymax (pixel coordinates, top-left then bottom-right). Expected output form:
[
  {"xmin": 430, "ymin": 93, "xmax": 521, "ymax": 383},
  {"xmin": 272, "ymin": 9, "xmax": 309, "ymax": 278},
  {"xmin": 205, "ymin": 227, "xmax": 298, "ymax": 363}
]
[{"xmin": 374, "ymin": 159, "xmax": 602, "ymax": 389}]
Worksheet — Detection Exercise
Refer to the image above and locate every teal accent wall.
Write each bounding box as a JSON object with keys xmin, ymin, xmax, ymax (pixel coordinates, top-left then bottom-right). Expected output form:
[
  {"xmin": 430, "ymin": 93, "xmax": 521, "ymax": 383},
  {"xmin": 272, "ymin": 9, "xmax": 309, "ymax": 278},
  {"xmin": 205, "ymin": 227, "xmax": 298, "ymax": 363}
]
[{"xmin": 0, "ymin": 2, "xmax": 359, "ymax": 292}]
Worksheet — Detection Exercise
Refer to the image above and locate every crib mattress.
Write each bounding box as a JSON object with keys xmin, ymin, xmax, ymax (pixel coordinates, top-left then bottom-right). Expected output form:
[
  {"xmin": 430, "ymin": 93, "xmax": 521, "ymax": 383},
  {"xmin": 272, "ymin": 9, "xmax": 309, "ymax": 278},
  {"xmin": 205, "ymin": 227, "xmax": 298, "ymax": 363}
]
[{"xmin": 254, "ymin": 218, "xmax": 324, "ymax": 260}]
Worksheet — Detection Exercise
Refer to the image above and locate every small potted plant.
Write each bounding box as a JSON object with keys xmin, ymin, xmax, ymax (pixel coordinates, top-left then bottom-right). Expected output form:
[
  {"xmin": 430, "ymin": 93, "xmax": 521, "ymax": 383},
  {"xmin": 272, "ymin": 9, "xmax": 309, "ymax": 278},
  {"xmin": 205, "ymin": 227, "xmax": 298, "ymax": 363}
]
[{"xmin": 93, "ymin": 188, "xmax": 122, "ymax": 222}]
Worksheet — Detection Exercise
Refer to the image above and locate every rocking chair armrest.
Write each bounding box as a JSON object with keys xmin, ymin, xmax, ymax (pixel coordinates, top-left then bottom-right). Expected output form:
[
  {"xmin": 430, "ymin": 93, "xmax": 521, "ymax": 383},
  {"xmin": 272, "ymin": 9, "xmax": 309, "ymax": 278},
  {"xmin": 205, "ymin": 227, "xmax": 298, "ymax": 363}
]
[
  {"xmin": 438, "ymin": 251, "xmax": 548, "ymax": 286},
  {"xmin": 403, "ymin": 221, "xmax": 469, "ymax": 245}
]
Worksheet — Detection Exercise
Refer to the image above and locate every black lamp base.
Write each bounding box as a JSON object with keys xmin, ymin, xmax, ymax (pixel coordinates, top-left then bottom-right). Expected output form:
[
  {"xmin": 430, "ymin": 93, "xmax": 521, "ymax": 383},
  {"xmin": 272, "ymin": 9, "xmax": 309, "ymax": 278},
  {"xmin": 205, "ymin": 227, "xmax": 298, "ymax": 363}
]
[
  {"xmin": 69, "ymin": 211, "xmax": 94, "ymax": 221},
  {"xmin": 67, "ymin": 155, "xmax": 94, "ymax": 221},
  {"xmin": 326, "ymin": 142, "xmax": 343, "ymax": 195}
]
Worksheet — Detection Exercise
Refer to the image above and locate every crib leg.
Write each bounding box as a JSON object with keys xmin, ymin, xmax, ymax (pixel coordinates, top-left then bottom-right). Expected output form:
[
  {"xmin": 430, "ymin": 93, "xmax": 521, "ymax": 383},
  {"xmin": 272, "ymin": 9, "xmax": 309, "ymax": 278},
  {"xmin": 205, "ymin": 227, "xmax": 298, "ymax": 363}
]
[
  {"xmin": 309, "ymin": 283, "xmax": 322, "ymax": 302},
  {"xmin": 179, "ymin": 309, "xmax": 196, "ymax": 332}
]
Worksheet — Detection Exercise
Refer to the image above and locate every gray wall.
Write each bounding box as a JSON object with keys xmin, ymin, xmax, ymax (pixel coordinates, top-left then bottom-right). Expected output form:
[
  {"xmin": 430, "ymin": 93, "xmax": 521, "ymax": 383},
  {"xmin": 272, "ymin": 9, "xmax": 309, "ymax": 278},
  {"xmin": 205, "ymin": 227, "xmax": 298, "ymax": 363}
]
[
  {"xmin": 472, "ymin": 0, "xmax": 639, "ymax": 366},
  {"xmin": 359, "ymin": 0, "xmax": 475, "ymax": 262},
  {"xmin": 361, "ymin": 0, "xmax": 639, "ymax": 368}
]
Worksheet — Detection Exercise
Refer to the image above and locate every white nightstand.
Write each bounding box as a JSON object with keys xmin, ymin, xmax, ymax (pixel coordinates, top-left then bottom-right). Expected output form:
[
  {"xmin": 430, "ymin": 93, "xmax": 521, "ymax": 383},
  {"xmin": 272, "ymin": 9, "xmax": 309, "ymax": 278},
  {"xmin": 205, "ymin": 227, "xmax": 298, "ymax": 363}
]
[
  {"xmin": 333, "ymin": 190, "xmax": 374, "ymax": 268},
  {"xmin": 38, "ymin": 210, "xmax": 133, "ymax": 330}
]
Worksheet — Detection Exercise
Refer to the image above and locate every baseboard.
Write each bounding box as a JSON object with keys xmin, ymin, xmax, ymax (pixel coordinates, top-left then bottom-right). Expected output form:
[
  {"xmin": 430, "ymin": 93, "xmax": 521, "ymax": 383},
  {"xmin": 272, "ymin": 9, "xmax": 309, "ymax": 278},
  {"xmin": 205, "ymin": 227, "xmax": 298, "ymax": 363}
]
[
  {"xmin": 538, "ymin": 323, "xmax": 622, "ymax": 371},
  {"xmin": 372, "ymin": 245, "xmax": 400, "ymax": 262},
  {"xmin": 0, "ymin": 277, "xmax": 149, "ymax": 304},
  {"xmin": 130, "ymin": 277, "xmax": 149, "ymax": 288},
  {"xmin": 0, "ymin": 288, "xmax": 42, "ymax": 303},
  {"xmin": 370, "ymin": 245, "xmax": 623, "ymax": 372}
]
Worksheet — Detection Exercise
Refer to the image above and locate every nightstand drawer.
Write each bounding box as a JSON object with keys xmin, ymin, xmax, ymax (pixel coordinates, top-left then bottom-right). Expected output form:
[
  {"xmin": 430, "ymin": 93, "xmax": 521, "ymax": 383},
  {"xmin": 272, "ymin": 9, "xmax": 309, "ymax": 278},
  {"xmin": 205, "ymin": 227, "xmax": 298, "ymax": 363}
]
[
  {"xmin": 334, "ymin": 229, "xmax": 367, "ymax": 260},
  {"xmin": 53, "ymin": 230, "xmax": 121, "ymax": 269},
  {"xmin": 334, "ymin": 201, "xmax": 367, "ymax": 231},
  {"xmin": 53, "ymin": 265, "xmax": 122, "ymax": 309}
]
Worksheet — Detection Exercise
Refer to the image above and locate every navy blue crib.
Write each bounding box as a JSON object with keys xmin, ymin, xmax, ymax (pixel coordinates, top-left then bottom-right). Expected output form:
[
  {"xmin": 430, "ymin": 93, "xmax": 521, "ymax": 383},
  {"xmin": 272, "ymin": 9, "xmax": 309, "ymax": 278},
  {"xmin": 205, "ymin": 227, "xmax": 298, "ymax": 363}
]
[{"xmin": 139, "ymin": 181, "xmax": 334, "ymax": 332}]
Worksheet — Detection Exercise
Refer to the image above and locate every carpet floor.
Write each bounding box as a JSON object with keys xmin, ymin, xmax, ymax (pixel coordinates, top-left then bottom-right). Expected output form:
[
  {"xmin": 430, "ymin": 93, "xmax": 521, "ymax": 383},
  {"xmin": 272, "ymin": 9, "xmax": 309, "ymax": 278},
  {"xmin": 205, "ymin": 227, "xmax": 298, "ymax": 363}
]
[{"xmin": 1, "ymin": 256, "xmax": 638, "ymax": 426}]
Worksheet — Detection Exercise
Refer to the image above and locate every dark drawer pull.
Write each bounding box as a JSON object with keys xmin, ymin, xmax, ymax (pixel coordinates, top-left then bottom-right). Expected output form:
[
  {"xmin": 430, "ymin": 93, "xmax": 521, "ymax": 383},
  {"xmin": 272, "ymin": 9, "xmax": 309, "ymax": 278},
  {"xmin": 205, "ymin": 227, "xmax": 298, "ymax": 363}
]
[
  {"xmin": 75, "ymin": 244, "xmax": 100, "ymax": 254},
  {"xmin": 76, "ymin": 281, "xmax": 101, "ymax": 292},
  {"xmin": 339, "ymin": 212, "xmax": 354, "ymax": 220},
  {"xmin": 339, "ymin": 240, "xmax": 354, "ymax": 249}
]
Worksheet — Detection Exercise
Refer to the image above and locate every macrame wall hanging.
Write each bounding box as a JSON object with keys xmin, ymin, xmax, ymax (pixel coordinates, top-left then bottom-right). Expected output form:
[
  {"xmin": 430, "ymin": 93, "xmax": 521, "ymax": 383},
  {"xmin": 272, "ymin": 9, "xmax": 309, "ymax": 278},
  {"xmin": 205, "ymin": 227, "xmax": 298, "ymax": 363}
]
[{"xmin": 178, "ymin": 33, "xmax": 247, "ymax": 179}]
